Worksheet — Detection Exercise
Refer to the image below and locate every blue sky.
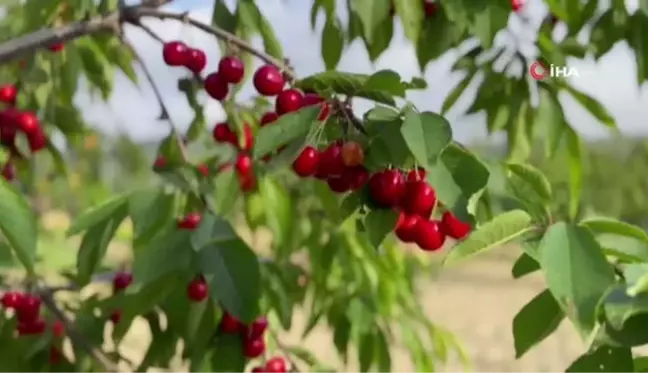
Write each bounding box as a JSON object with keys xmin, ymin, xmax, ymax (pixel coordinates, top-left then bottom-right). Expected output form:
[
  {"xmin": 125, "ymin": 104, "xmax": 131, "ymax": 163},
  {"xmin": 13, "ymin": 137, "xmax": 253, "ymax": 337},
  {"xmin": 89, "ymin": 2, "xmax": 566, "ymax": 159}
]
[{"xmin": 78, "ymin": 0, "xmax": 648, "ymax": 143}]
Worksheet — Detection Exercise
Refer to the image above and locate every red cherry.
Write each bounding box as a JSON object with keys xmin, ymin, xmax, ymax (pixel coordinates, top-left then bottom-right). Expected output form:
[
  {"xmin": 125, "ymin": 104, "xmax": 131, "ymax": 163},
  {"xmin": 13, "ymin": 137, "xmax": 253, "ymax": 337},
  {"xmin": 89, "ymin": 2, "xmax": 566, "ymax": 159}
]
[
  {"xmin": 110, "ymin": 310, "xmax": 122, "ymax": 324},
  {"xmin": 187, "ymin": 277, "xmax": 208, "ymax": 302},
  {"xmin": 239, "ymin": 172, "xmax": 256, "ymax": 192},
  {"xmin": 213, "ymin": 122, "xmax": 237, "ymax": 144},
  {"xmin": 341, "ymin": 141, "xmax": 364, "ymax": 167},
  {"xmin": 423, "ymin": 1, "xmax": 437, "ymax": 16},
  {"xmin": 177, "ymin": 213, "xmax": 202, "ymax": 230},
  {"xmin": 395, "ymin": 213, "xmax": 420, "ymax": 243},
  {"xmin": 186, "ymin": 48, "xmax": 207, "ymax": 73},
  {"xmin": 1, "ymin": 291, "xmax": 22, "ymax": 308},
  {"xmin": 401, "ymin": 180, "xmax": 436, "ymax": 217},
  {"xmin": 327, "ymin": 176, "xmax": 350, "ymax": 193},
  {"xmin": 241, "ymin": 124, "xmax": 254, "ymax": 151},
  {"xmin": 15, "ymin": 111, "xmax": 39, "ymax": 134},
  {"xmin": 275, "ymin": 89, "xmax": 304, "ymax": 115},
  {"xmin": 236, "ymin": 153, "xmax": 252, "ymax": 175},
  {"xmin": 49, "ymin": 346, "xmax": 63, "ymax": 364},
  {"xmin": 16, "ymin": 294, "xmax": 41, "ymax": 323},
  {"xmin": 197, "ymin": 164, "xmax": 209, "ymax": 176},
  {"xmin": 406, "ymin": 167, "xmax": 426, "ymax": 182},
  {"xmin": 112, "ymin": 271, "xmax": 133, "ymax": 292},
  {"xmin": 162, "ymin": 41, "xmax": 189, "ymax": 66},
  {"xmin": 368, "ymin": 170, "xmax": 406, "ymax": 207},
  {"xmin": 302, "ymin": 93, "xmax": 329, "ymax": 120},
  {"xmin": 2, "ymin": 162, "xmax": 14, "ymax": 181},
  {"xmin": 251, "ymin": 367, "xmax": 264, "ymax": 373},
  {"xmin": 415, "ymin": 219, "xmax": 446, "ymax": 252},
  {"xmin": 153, "ymin": 156, "xmax": 167, "ymax": 169},
  {"xmin": 318, "ymin": 142, "xmax": 345, "ymax": 177},
  {"xmin": 260, "ymin": 112, "xmax": 278, "ymax": 126},
  {"xmin": 52, "ymin": 320, "xmax": 65, "ymax": 337},
  {"xmin": 265, "ymin": 357, "xmax": 287, "ymax": 373},
  {"xmin": 204, "ymin": 72, "xmax": 229, "ymax": 101},
  {"xmin": 17, "ymin": 319, "xmax": 46, "ymax": 335},
  {"xmin": 511, "ymin": 0, "xmax": 524, "ymax": 12},
  {"xmin": 292, "ymin": 146, "xmax": 319, "ymax": 177},
  {"xmin": 253, "ymin": 65, "xmax": 285, "ymax": 96},
  {"xmin": 218, "ymin": 56, "xmax": 245, "ymax": 84},
  {"xmin": 342, "ymin": 165, "xmax": 369, "ymax": 190},
  {"xmin": 220, "ymin": 312, "xmax": 244, "ymax": 333},
  {"xmin": 0, "ymin": 84, "xmax": 17, "ymax": 104},
  {"xmin": 441, "ymin": 211, "xmax": 471, "ymax": 240},
  {"xmin": 48, "ymin": 43, "xmax": 64, "ymax": 52},
  {"xmin": 244, "ymin": 337, "xmax": 266, "ymax": 358},
  {"xmin": 247, "ymin": 316, "xmax": 268, "ymax": 339},
  {"xmin": 28, "ymin": 130, "xmax": 47, "ymax": 152}
]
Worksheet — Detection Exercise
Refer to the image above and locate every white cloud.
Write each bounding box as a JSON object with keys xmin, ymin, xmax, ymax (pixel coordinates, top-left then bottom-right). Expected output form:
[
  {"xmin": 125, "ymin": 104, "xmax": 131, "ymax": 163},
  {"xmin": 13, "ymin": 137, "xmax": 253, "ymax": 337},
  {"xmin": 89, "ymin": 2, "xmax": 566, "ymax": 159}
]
[{"xmin": 76, "ymin": 0, "xmax": 648, "ymax": 144}]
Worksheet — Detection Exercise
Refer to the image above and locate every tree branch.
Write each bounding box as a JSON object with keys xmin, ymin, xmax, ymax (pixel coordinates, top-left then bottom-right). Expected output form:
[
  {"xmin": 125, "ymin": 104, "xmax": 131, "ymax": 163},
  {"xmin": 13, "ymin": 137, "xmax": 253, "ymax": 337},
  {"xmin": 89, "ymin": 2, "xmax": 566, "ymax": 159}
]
[{"xmin": 0, "ymin": 0, "xmax": 173, "ymax": 65}]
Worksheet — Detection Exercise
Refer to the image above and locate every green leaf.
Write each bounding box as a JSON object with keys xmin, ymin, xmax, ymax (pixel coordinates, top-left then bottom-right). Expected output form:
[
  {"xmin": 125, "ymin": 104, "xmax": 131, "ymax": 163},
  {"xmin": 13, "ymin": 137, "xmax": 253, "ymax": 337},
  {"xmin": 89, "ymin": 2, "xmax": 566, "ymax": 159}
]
[
  {"xmin": 363, "ymin": 15, "xmax": 394, "ymax": 62},
  {"xmin": 358, "ymin": 332, "xmax": 375, "ymax": 372},
  {"xmin": 0, "ymin": 179, "xmax": 37, "ymax": 274},
  {"xmin": 255, "ymin": 4, "xmax": 284, "ymax": 59},
  {"xmin": 363, "ymin": 70, "xmax": 406, "ymax": 97},
  {"xmin": 400, "ymin": 109, "xmax": 452, "ymax": 167},
  {"xmin": 469, "ymin": 4, "xmax": 509, "ymax": 48},
  {"xmin": 565, "ymin": 126, "xmax": 582, "ymax": 220},
  {"xmin": 535, "ymin": 86, "xmax": 566, "ymax": 158},
  {"xmin": 350, "ymin": 0, "xmax": 390, "ymax": 43},
  {"xmin": 627, "ymin": 12, "xmax": 648, "ymax": 84},
  {"xmin": 321, "ymin": 17, "xmax": 344, "ymax": 70},
  {"xmin": 562, "ymin": 84, "xmax": 616, "ymax": 128},
  {"xmin": 416, "ymin": 12, "xmax": 464, "ymax": 70},
  {"xmin": 538, "ymin": 223, "xmax": 616, "ymax": 337},
  {"xmin": 393, "ymin": 0, "xmax": 423, "ymax": 43},
  {"xmin": 51, "ymin": 104, "xmax": 85, "ymax": 135},
  {"xmin": 199, "ymin": 239, "xmax": 261, "ymax": 323},
  {"xmin": 212, "ymin": 169, "xmax": 241, "ymax": 215},
  {"xmin": 212, "ymin": 0, "xmax": 236, "ymax": 32},
  {"xmin": 566, "ymin": 346, "xmax": 633, "ymax": 372},
  {"xmin": 259, "ymin": 176, "xmax": 293, "ymax": 248},
  {"xmin": 295, "ymin": 71, "xmax": 395, "ymax": 106},
  {"xmin": 580, "ymin": 217, "xmax": 648, "ymax": 246},
  {"xmin": 76, "ymin": 217, "xmax": 124, "ymax": 286},
  {"xmin": 253, "ymin": 106, "xmax": 321, "ymax": 158},
  {"xmin": 504, "ymin": 162, "xmax": 553, "ymax": 204},
  {"xmin": 132, "ymin": 228, "xmax": 192, "ymax": 286},
  {"xmin": 441, "ymin": 70, "xmax": 476, "ymax": 115},
  {"xmin": 512, "ymin": 253, "xmax": 540, "ymax": 279},
  {"xmin": 443, "ymin": 210, "xmax": 533, "ymax": 265},
  {"xmin": 128, "ymin": 188, "xmax": 176, "ymax": 249},
  {"xmin": 66, "ymin": 194, "xmax": 128, "ymax": 236},
  {"xmin": 364, "ymin": 209, "xmax": 398, "ymax": 247},
  {"xmin": 427, "ymin": 143, "xmax": 490, "ymax": 222},
  {"xmin": 513, "ymin": 289, "xmax": 564, "ymax": 358},
  {"xmin": 211, "ymin": 334, "xmax": 246, "ymax": 371}
]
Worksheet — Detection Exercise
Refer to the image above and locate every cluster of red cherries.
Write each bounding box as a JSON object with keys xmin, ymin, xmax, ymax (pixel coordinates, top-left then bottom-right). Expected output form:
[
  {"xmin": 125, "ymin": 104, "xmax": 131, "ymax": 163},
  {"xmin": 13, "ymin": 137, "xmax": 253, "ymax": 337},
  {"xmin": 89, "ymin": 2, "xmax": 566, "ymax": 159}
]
[
  {"xmin": 292, "ymin": 141, "xmax": 471, "ymax": 250},
  {"xmin": 1, "ymin": 291, "xmax": 65, "ymax": 364},
  {"xmin": 0, "ymin": 84, "xmax": 48, "ymax": 181}
]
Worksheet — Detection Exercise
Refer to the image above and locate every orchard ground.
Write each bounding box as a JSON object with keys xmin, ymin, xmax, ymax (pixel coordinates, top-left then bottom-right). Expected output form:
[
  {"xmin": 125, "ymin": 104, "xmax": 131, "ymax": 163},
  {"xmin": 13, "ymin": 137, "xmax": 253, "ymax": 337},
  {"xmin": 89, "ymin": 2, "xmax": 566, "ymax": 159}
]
[{"xmin": 15, "ymin": 209, "xmax": 626, "ymax": 372}]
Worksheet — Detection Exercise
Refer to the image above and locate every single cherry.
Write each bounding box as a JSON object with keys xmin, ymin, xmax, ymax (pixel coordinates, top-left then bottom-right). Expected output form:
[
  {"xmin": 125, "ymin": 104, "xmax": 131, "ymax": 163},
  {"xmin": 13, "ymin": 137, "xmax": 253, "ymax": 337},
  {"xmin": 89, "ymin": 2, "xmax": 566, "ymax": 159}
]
[
  {"xmin": 318, "ymin": 142, "xmax": 345, "ymax": 177},
  {"xmin": 112, "ymin": 272, "xmax": 133, "ymax": 292},
  {"xmin": 0, "ymin": 84, "xmax": 17, "ymax": 105},
  {"xmin": 415, "ymin": 219, "xmax": 446, "ymax": 251},
  {"xmin": 423, "ymin": 1, "xmax": 437, "ymax": 16},
  {"xmin": 511, "ymin": 0, "xmax": 524, "ymax": 12},
  {"xmin": 28, "ymin": 130, "xmax": 47, "ymax": 152},
  {"xmin": 1, "ymin": 291, "xmax": 22, "ymax": 308},
  {"xmin": 341, "ymin": 141, "xmax": 364, "ymax": 167},
  {"xmin": 15, "ymin": 111, "xmax": 39, "ymax": 134},
  {"xmin": 218, "ymin": 56, "xmax": 245, "ymax": 84},
  {"xmin": 441, "ymin": 211, "xmax": 471, "ymax": 240},
  {"xmin": 220, "ymin": 312, "xmax": 244, "ymax": 333},
  {"xmin": 2, "ymin": 162, "xmax": 14, "ymax": 181},
  {"xmin": 275, "ymin": 89, "xmax": 304, "ymax": 115},
  {"xmin": 49, "ymin": 346, "xmax": 63, "ymax": 364},
  {"xmin": 213, "ymin": 122, "xmax": 237, "ymax": 144},
  {"xmin": 49, "ymin": 43, "xmax": 65, "ymax": 52},
  {"xmin": 395, "ymin": 213, "xmax": 420, "ymax": 243},
  {"xmin": 302, "ymin": 93, "xmax": 329, "ymax": 120},
  {"xmin": 368, "ymin": 169, "xmax": 406, "ymax": 207},
  {"xmin": 197, "ymin": 164, "xmax": 209, "ymax": 177},
  {"xmin": 52, "ymin": 320, "xmax": 65, "ymax": 337},
  {"xmin": 241, "ymin": 124, "xmax": 254, "ymax": 151},
  {"xmin": 244, "ymin": 337, "xmax": 266, "ymax": 358},
  {"xmin": 247, "ymin": 316, "xmax": 268, "ymax": 339},
  {"xmin": 153, "ymin": 156, "xmax": 167, "ymax": 169},
  {"xmin": 253, "ymin": 65, "xmax": 285, "ymax": 96},
  {"xmin": 177, "ymin": 213, "xmax": 201, "ymax": 230},
  {"xmin": 260, "ymin": 112, "xmax": 278, "ymax": 126},
  {"xmin": 292, "ymin": 146, "xmax": 319, "ymax": 177},
  {"xmin": 239, "ymin": 172, "xmax": 256, "ymax": 192},
  {"xmin": 16, "ymin": 294, "xmax": 41, "ymax": 323},
  {"xmin": 265, "ymin": 357, "xmax": 288, "ymax": 373},
  {"xmin": 162, "ymin": 41, "xmax": 189, "ymax": 66},
  {"xmin": 186, "ymin": 48, "xmax": 207, "ymax": 73},
  {"xmin": 401, "ymin": 180, "xmax": 436, "ymax": 217},
  {"xmin": 327, "ymin": 176, "xmax": 350, "ymax": 193},
  {"xmin": 187, "ymin": 277, "xmax": 208, "ymax": 302},
  {"xmin": 236, "ymin": 153, "xmax": 253, "ymax": 175},
  {"xmin": 406, "ymin": 167, "xmax": 426, "ymax": 182},
  {"xmin": 343, "ymin": 166, "xmax": 369, "ymax": 190},
  {"xmin": 110, "ymin": 310, "xmax": 122, "ymax": 324},
  {"xmin": 204, "ymin": 72, "xmax": 229, "ymax": 101}
]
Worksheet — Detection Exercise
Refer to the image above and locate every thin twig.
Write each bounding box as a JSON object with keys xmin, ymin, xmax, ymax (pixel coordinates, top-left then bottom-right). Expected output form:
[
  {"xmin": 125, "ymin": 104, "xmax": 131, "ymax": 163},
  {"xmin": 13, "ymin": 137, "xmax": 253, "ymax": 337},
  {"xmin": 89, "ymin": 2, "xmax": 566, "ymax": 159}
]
[
  {"xmin": 37, "ymin": 286, "xmax": 122, "ymax": 372},
  {"xmin": 125, "ymin": 8, "xmax": 295, "ymax": 79},
  {"xmin": 121, "ymin": 36, "xmax": 189, "ymax": 161}
]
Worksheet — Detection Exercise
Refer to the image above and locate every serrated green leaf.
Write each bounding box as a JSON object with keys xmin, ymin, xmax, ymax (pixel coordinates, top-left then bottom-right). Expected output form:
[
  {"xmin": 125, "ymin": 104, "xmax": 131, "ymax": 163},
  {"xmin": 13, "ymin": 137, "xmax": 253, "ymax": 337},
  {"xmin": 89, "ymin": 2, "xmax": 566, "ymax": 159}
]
[
  {"xmin": 253, "ymin": 106, "xmax": 320, "ymax": 158},
  {"xmin": 512, "ymin": 253, "xmax": 540, "ymax": 279},
  {"xmin": 580, "ymin": 217, "xmax": 648, "ymax": 246},
  {"xmin": 401, "ymin": 108, "xmax": 452, "ymax": 167},
  {"xmin": 350, "ymin": 0, "xmax": 391, "ymax": 43},
  {"xmin": 393, "ymin": 0, "xmax": 423, "ymax": 43},
  {"xmin": 67, "ymin": 194, "xmax": 128, "ymax": 236},
  {"xmin": 364, "ymin": 209, "xmax": 398, "ymax": 247},
  {"xmin": 562, "ymin": 84, "xmax": 616, "ymax": 129},
  {"xmin": 441, "ymin": 70, "xmax": 476, "ymax": 114},
  {"xmin": 504, "ymin": 162, "xmax": 552, "ymax": 204},
  {"xmin": 322, "ymin": 17, "xmax": 344, "ymax": 70},
  {"xmin": 76, "ymin": 217, "xmax": 123, "ymax": 286},
  {"xmin": 0, "ymin": 179, "xmax": 37, "ymax": 274},
  {"xmin": 513, "ymin": 289, "xmax": 564, "ymax": 358}
]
